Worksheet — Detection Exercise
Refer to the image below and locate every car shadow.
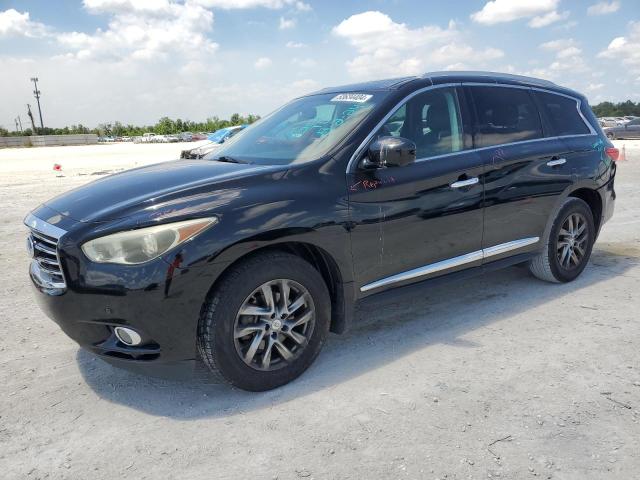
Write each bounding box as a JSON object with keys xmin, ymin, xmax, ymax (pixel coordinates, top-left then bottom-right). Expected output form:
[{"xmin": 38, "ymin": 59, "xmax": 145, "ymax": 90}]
[{"xmin": 77, "ymin": 244, "xmax": 637, "ymax": 419}]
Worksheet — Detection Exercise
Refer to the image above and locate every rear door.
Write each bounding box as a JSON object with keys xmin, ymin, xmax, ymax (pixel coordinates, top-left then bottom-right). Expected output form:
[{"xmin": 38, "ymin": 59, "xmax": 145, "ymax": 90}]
[
  {"xmin": 466, "ymin": 85, "xmax": 572, "ymax": 262},
  {"xmin": 533, "ymin": 89, "xmax": 599, "ymax": 188}
]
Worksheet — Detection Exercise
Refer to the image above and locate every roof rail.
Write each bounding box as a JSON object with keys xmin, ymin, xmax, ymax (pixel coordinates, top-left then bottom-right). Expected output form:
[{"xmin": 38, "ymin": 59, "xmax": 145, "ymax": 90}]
[{"xmin": 422, "ymin": 71, "xmax": 558, "ymax": 88}]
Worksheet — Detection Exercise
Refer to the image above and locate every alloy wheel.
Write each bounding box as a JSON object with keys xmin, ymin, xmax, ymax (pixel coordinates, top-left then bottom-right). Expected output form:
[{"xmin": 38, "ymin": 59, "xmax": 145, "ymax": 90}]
[
  {"xmin": 556, "ymin": 212, "xmax": 589, "ymax": 270},
  {"xmin": 233, "ymin": 279, "xmax": 315, "ymax": 371}
]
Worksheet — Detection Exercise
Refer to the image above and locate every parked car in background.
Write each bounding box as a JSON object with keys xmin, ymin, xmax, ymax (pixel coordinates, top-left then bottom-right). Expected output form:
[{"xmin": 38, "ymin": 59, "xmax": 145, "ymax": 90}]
[
  {"xmin": 599, "ymin": 117, "xmax": 618, "ymax": 127},
  {"xmin": 180, "ymin": 125, "xmax": 247, "ymax": 159},
  {"xmin": 191, "ymin": 133, "xmax": 208, "ymax": 141},
  {"xmin": 604, "ymin": 117, "xmax": 640, "ymax": 139},
  {"xmin": 24, "ymin": 72, "xmax": 617, "ymax": 391},
  {"xmin": 179, "ymin": 132, "xmax": 194, "ymax": 142},
  {"xmin": 135, "ymin": 133, "xmax": 157, "ymax": 143}
]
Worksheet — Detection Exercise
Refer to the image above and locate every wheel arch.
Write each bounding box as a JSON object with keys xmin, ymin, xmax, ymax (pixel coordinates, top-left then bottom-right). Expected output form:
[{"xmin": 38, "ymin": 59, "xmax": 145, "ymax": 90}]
[
  {"xmin": 202, "ymin": 241, "xmax": 354, "ymax": 335},
  {"xmin": 568, "ymin": 187, "xmax": 603, "ymax": 233},
  {"xmin": 540, "ymin": 183, "xmax": 603, "ymax": 249}
]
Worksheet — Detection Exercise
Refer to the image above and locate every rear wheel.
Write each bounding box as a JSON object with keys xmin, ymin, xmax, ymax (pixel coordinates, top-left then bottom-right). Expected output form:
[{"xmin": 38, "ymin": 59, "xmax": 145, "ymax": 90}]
[
  {"xmin": 606, "ymin": 132, "xmax": 616, "ymax": 140},
  {"xmin": 529, "ymin": 197, "xmax": 595, "ymax": 283},
  {"xmin": 197, "ymin": 252, "xmax": 330, "ymax": 391}
]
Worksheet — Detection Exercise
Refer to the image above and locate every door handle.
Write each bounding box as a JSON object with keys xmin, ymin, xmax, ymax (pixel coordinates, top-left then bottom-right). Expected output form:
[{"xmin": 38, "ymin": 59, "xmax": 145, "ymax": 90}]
[
  {"xmin": 450, "ymin": 177, "xmax": 479, "ymax": 188},
  {"xmin": 546, "ymin": 158, "xmax": 566, "ymax": 167}
]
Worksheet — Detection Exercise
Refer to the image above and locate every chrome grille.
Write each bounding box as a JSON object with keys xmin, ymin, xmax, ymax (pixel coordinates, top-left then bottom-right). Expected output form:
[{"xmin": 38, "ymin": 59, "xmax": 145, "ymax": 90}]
[{"xmin": 24, "ymin": 214, "xmax": 67, "ymax": 291}]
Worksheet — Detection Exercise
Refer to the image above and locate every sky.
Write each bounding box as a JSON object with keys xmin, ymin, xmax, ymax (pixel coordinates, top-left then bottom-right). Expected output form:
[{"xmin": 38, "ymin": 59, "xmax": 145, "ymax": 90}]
[{"xmin": 0, "ymin": 0, "xmax": 639, "ymax": 129}]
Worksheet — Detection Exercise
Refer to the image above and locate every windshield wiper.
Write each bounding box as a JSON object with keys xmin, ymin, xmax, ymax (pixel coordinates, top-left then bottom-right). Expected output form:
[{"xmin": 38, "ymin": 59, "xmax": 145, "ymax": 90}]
[{"xmin": 214, "ymin": 156, "xmax": 248, "ymax": 164}]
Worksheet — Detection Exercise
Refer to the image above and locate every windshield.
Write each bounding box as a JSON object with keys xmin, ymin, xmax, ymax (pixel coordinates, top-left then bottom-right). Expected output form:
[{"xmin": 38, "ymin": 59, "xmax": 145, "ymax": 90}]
[{"xmin": 205, "ymin": 92, "xmax": 386, "ymax": 165}]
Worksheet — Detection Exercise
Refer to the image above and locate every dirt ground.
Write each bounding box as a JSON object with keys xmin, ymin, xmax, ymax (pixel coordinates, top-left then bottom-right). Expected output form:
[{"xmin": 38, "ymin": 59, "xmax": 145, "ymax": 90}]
[{"xmin": 1, "ymin": 141, "xmax": 638, "ymax": 480}]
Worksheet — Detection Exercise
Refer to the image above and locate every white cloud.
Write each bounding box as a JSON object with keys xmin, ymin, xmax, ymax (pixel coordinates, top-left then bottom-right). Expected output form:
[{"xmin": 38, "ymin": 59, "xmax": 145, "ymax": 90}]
[
  {"xmin": 540, "ymin": 38, "xmax": 577, "ymax": 50},
  {"xmin": 556, "ymin": 46, "xmax": 582, "ymax": 58},
  {"xmin": 528, "ymin": 10, "xmax": 570, "ymax": 28},
  {"xmin": 83, "ymin": 0, "xmax": 171, "ymax": 14},
  {"xmin": 587, "ymin": 1, "xmax": 620, "ymax": 15},
  {"xmin": 254, "ymin": 56, "xmax": 272, "ymax": 69},
  {"xmin": 586, "ymin": 82, "xmax": 605, "ymax": 91},
  {"xmin": 279, "ymin": 17, "xmax": 296, "ymax": 29},
  {"xmin": 471, "ymin": 0, "xmax": 560, "ymax": 25},
  {"xmin": 598, "ymin": 21, "xmax": 640, "ymax": 74},
  {"xmin": 285, "ymin": 41, "xmax": 306, "ymax": 48},
  {"xmin": 290, "ymin": 78, "xmax": 319, "ymax": 91},
  {"xmin": 333, "ymin": 11, "xmax": 503, "ymax": 78},
  {"xmin": 294, "ymin": 2, "xmax": 312, "ymax": 12},
  {"xmin": 0, "ymin": 8, "xmax": 48, "ymax": 38},
  {"xmin": 191, "ymin": 0, "xmax": 302, "ymax": 9},
  {"xmin": 292, "ymin": 57, "xmax": 316, "ymax": 68},
  {"xmin": 57, "ymin": 1, "xmax": 217, "ymax": 62}
]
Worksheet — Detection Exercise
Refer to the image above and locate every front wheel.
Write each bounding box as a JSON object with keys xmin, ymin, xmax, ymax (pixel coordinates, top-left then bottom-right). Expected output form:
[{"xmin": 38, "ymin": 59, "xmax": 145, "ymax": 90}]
[
  {"xmin": 529, "ymin": 197, "xmax": 595, "ymax": 283},
  {"xmin": 197, "ymin": 252, "xmax": 330, "ymax": 391},
  {"xmin": 606, "ymin": 132, "xmax": 616, "ymax": 140}
]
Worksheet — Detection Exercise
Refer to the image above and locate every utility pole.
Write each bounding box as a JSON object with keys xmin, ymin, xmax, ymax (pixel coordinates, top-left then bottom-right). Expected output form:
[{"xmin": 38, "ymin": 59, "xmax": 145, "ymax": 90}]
[
  {"xmin": 17, "ymin": 116, "xmax": 23, "ymax": 132},
  {"xmin": 30, "ymin": 77, "xmax": 44, "ymax": 129},
  {"xmin": 27, "ymin": 104, "xmax": 37, "ymax": 133}
]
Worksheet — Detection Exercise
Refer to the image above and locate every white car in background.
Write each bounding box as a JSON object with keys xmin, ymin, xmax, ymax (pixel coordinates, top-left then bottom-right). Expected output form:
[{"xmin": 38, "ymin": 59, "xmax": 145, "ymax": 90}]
[{"xmin": 136, "ymin": 132, "xmax": 157, "ymax": 143}]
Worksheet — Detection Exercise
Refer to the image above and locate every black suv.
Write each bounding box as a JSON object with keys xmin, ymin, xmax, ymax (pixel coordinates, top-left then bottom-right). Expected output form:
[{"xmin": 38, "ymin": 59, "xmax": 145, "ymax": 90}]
[{"xmin": 25, "ymin": 72, "xmax": 617, "ymax": 391}]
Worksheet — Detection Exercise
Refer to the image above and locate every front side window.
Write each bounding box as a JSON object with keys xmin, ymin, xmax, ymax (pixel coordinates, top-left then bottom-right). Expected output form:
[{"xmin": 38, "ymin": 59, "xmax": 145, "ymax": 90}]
[
  {"xmin": 372, "ymin": 87, "xmax": 464, "ymax": 159},
  {"xmin": 471, "ymin": 86, "xmax": 543, "ymax": 148},
  {"xmin": 534, "ymin": 91, "xmax": 591, "ymax": 136},
  {"xmin": 207, "ymin": 92, "xmax": 386, "ymax": 165}
]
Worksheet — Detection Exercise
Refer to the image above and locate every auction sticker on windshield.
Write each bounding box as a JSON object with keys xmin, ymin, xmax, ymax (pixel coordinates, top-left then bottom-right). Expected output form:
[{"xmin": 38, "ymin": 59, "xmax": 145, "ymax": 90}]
[{"xmin": 331, "ymin": 93, "xmax": 373, "ymax": 103}]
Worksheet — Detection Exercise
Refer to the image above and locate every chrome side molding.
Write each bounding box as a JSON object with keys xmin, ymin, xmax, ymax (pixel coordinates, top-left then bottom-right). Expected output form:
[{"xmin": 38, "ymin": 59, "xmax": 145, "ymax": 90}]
[
  {"xmin": 482, "ymin": 237, "xmax": 540, "ymax": 259},
  {"xmin": 360, "ymin": 236, "xmax": 539, "ymax": 292}
]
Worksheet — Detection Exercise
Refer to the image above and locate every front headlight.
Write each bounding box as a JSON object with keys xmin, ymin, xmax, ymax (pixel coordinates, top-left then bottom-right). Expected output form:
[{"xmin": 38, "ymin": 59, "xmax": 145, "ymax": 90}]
[{"xmin": 81, "ymin": 217, "xmax": 217, "ymax": 265}]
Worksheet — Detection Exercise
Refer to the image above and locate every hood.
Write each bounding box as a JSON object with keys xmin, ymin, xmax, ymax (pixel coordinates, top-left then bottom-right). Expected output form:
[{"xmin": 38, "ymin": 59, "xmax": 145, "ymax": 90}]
[{"xmin": 43, "ymin": 159, "xmax": 280, "ymax": 223}]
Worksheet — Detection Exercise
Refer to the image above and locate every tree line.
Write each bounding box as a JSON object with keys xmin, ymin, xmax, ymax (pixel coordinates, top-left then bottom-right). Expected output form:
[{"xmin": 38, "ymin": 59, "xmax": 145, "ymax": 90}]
[
  {"xmin": 0, "ymin": 113, "xmax": 260, "ymax": 137},
  {"xmin": 3, "ymin": 101, "xmax": 640, "ymax": 137},
  {"xmin": 591, "ymin": 100, "xmax": 640, "ymax": 118}
]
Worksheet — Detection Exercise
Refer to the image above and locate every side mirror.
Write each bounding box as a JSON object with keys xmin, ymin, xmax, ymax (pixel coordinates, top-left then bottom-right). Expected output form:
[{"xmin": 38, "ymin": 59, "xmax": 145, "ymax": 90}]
[{"xmin": 363, "ymin": 136, "xmax": 416, "ymax": 168}]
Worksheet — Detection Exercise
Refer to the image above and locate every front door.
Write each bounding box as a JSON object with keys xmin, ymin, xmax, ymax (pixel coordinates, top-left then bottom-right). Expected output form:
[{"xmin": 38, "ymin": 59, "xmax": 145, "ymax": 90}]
[{"xmin": 348, "ymin": 86, "xmax": 485, "ymax": 294}]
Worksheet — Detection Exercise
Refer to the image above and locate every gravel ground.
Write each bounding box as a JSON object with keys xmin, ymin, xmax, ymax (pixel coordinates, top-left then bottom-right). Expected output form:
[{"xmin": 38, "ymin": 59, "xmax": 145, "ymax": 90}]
[{"xmin": 0, "ymin": 141, "xmax": 639, "ymax": 480}]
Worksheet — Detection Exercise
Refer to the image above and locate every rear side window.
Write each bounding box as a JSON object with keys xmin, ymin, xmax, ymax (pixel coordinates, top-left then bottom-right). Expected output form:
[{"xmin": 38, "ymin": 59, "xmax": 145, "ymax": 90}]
[
  {"xmin": 470, "ymin": 86, "xmax": 543, "ymax": 148},
  {"xmin": 535, "ymin": 91, "xmax": 591, "ymax": 136}
]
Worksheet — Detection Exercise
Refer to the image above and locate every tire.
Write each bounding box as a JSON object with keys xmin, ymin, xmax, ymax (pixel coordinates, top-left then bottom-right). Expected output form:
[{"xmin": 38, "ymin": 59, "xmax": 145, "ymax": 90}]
[
  {"xmin": 197, "ymin": 251, "xmax": 330, "ymax": 391},
  {"xmin": 606, "ymin": 132, "xmax": 615, "ymax": 140},
  {"xmin": 529, "ymin": 197, "xmax": 595, "ymax": 283}
]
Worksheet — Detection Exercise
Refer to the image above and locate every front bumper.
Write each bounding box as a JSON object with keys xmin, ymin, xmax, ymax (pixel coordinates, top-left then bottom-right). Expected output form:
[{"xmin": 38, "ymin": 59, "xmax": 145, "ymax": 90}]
[{"xmin": 26, "ymin": 209, "xmax": 227, "ymax": 376}]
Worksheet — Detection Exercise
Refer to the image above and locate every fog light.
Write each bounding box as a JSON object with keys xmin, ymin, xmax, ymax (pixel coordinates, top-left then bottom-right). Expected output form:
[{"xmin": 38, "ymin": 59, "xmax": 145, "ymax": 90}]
[{"xmin": 114, "ymin": 326, "xmax": 142, "ymax": 346}]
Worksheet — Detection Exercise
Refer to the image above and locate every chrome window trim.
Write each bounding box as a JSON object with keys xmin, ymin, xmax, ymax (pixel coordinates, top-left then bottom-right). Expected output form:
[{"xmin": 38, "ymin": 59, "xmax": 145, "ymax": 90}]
[
  {"xmin": 530, "ymin": 86, "xmax": 597, "ymax": 136},
  {"xmin": 346, "ymin": 82, "xmax": 597, "ymax": 173},
  {"xmin": 360, "ymin": 236, "xmax": 539, "ymax": 292},
  {"xmin": 346, "ymin": 83, "xmax": 461, "ymax": 173}
]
